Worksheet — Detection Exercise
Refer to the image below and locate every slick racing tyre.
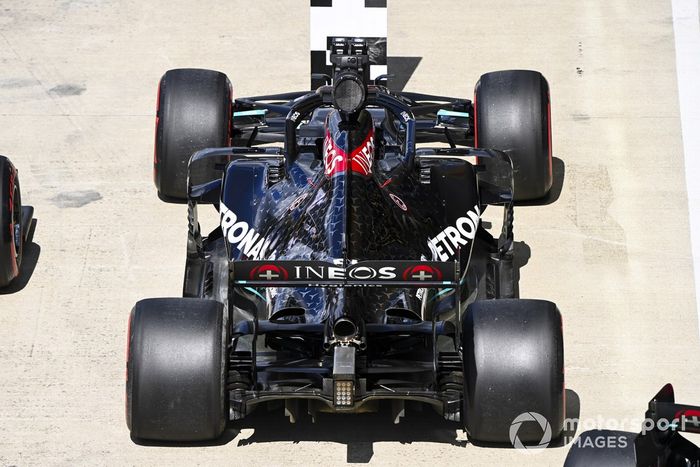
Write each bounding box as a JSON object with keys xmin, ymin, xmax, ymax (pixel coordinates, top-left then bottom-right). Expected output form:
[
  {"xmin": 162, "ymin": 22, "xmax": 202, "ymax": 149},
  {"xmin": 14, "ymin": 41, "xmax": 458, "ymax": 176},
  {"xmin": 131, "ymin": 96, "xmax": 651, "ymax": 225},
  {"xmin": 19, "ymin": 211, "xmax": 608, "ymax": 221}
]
[
  {"xmin": 126, "ymin": 298, "xmax": 228, "ymax": 441},
  {"xmin": 462, "ymin": 299, "xmax": 564, "ymax": 444},
  {"xmin": 154, "ymin": 68, "xmax": 232, "ymax": 202},
  {"xmin": 474, "ymin": 70, "xmax": 552, "ymax": 201},
  {"xmin": 0, "ymin": 156, "xmax": 22, "ymax": 287}
]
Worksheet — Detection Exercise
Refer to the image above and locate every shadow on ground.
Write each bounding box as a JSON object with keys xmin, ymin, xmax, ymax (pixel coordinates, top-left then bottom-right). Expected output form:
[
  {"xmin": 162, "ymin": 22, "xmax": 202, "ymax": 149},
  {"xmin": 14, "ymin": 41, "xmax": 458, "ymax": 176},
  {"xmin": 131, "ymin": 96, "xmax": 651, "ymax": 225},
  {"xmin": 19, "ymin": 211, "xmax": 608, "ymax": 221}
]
[
  {"xmin": 131, "ymin": 402, "xmax": 464, "ymax": 463},
  {"xmin": 226, "ymin": 389, "xmax": 579, "ymax": 462},
  {"xmin": 233, "ymin": 402, "xmax": 466, "ymax": 463},
  {"xmin": 132, "ymin": 379, "xmax": 579, "ymax": 463}
]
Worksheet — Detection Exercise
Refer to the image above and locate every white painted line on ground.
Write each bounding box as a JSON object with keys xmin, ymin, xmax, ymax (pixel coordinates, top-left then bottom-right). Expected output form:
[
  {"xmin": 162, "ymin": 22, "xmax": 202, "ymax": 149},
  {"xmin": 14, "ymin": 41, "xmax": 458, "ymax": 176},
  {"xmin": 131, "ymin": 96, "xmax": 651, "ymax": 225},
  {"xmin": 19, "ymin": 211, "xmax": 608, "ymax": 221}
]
[{"xmin": 672, "ymin": 0, "xmax": 700, "ymax": 335}]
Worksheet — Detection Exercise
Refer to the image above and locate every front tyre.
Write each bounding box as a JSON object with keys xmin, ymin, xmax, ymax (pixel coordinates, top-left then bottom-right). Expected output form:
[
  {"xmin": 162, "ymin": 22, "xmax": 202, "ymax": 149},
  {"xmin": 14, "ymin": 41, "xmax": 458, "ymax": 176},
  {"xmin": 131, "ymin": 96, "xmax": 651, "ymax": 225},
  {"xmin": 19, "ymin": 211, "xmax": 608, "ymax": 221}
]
[
  {"xmin": 126, "ymin": 298, "xmax": 228, "ymax": 441},
  {"xmin": 474, "ymin": 70, "xmax": 552, "ymax": 201},
  {"xmin": 0, "ymin": 156, "xmax": 22, "ymax": 287},
  {"xmin": 462, "ymin": 299, "xmax": 565, "ymax": 444},
  {"xmin": 154, "ymin": 68, "xmax": 232, "ymax": 202}
]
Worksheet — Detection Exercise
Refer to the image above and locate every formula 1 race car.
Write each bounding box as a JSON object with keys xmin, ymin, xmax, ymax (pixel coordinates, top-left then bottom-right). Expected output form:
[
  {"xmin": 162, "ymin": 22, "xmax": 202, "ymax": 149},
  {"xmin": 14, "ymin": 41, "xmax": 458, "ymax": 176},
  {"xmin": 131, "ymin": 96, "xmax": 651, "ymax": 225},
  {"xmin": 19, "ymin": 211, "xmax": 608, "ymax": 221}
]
[
  {"xmin": 565, "ymin": 384, "xmax": 700, "ymax": 466},
  {"xmin": 0, "ymin": 156, "xmax": 32, "ymax": 288},
  {"xmin": 126, "ymin": 38, "xmax": 564, "ymax": 444}
]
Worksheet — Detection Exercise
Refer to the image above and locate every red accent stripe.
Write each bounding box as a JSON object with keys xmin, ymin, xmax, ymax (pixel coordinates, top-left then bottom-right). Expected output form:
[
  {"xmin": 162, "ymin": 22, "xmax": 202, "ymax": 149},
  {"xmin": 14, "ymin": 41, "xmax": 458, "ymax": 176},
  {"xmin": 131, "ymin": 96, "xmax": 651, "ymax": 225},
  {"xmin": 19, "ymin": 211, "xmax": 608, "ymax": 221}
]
[
  {"xmin": 227, "ymin": 81, "xmax": 233, "ymax": 146},
  {"xmin": 153, "ymin": 78, "xmax": 162, "ymax": 184},
  {"xmin": 380, "ymin": 178, "xmax": 392, "ymax": 188},
  {"xmin": 125, "ymin": 313, "xmax": 132, "ymax": 378},
  {"xmin": 547, "ymin": 91, "xmax": 553, "ymax": 176},
  {"xmin": 349, "ymin": 128, "xmax": 375, "ymax": 176},
  {"xmin": 7, "ymin": 167, "xmax": 17, "ymax": 277},
  {"xmin": 473, "ymin": 90, "xmax": 479, "ymax": 165},
  {"xmin": 324, "ymin": 124, "xmax": 375, "ymax": 177},
  {"xmin": 560, "ymin": 311, "xmax": 565, "ymax": 417},
  {"xmin": 473, "ymin": 91, "xmax": 478, "ymax": 148},
  {"xmin": 125, "ymin": 312, "xmax": 132, "ymax": 421}
]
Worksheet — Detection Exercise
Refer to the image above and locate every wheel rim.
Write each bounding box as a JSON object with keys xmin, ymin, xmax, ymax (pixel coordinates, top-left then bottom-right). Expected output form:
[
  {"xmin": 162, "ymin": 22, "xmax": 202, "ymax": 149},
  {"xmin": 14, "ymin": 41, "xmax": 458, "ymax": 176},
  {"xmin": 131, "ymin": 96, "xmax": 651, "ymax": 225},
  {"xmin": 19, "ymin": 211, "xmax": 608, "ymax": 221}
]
[{"xmin": 11, "ymin": 184, "xmax": 20, "ymax": 258}]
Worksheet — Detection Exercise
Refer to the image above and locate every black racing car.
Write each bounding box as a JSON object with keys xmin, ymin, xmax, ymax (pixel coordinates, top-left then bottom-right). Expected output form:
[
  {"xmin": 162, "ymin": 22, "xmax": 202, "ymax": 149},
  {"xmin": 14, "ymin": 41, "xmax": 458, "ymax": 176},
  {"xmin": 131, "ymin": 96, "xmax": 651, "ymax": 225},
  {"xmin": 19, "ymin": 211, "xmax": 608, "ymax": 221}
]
[
  {"xmin": 565, "ymin": 384, "xmax": 700, "ymax": 466},
  {"xmin": 126, "ymin": 38, "xmax": 564, "ymax": 444},
  {"xmin": 0, "ymin": 156, "xmax": 32, "ymax": 289}
]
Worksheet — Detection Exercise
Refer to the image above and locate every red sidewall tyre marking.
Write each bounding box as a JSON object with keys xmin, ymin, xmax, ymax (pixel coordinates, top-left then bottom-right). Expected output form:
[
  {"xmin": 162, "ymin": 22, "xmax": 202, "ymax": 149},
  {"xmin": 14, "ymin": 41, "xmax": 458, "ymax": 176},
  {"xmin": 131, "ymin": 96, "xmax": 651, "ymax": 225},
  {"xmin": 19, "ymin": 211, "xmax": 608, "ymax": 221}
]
[{"xmin": 7, "ymin": 167, "xmax": 18, "ymax": 277}]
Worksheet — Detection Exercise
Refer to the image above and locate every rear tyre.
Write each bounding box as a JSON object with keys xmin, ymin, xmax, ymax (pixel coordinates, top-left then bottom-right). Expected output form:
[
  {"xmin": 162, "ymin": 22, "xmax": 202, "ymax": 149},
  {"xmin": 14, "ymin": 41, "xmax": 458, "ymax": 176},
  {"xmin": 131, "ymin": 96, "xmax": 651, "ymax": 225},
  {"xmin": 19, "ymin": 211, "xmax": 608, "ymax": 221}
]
[
  {"xmin": 474, "ymin": 70, "xmax": 552, "ymax": 201},
  {"xmin": 0, "ymin": 156, "xmax": 22, "ymax": 287},
  {"xmin": 154, "ymin": 68, "xmax": 232, "ymax": 201},
  {"xmin": 126, "ymin": 298, "xmax": 228, "ymax": 441},
  {"xmin": 462, "ymin": 299, "xmax": 564, "ymax": 444}
]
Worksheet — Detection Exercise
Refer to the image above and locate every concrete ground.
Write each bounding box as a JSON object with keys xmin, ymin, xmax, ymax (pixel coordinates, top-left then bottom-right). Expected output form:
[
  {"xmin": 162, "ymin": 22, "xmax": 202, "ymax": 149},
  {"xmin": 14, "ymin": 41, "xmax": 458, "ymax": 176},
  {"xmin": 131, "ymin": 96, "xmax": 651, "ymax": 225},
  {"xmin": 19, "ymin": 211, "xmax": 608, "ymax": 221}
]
[{"xmin": 1, "ymin": 0, "xmax": 699, "ymax": 465}]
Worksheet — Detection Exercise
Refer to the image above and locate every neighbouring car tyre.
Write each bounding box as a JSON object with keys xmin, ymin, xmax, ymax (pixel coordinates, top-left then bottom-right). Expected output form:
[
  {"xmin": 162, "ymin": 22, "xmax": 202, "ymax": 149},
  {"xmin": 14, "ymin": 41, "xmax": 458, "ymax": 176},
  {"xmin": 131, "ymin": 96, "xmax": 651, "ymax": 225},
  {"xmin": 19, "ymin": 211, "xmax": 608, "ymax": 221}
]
[
  {"xmin": 126, "ymin": 298, "xmax": 228, "ymax": 441},
  {"xmin": 564, "ymin": 430, "xmax": 637, "ymax": 466},
  {"xmin": 474, "ymin": 70, "xmax": 552, "ymax": 201},
  {"xmin": 462, "ymin": 299, "xmax": 564, "ymax": 444},
  {"xmin": 0, "ymin": 156, "xmax": 22, "ymax": 287},
  {"xmin": 154, "ymin": 68, "xmax": 232, "ymax": 202}
]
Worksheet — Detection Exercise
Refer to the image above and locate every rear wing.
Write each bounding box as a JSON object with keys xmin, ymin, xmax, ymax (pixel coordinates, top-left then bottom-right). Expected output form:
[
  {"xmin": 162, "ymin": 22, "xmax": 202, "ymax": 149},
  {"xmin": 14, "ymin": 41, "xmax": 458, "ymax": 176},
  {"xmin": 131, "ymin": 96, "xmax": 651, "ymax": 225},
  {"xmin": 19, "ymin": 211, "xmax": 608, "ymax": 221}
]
[{"xmin": 232, "ymin": 260, "xmax": 458, "ymax": 288}]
